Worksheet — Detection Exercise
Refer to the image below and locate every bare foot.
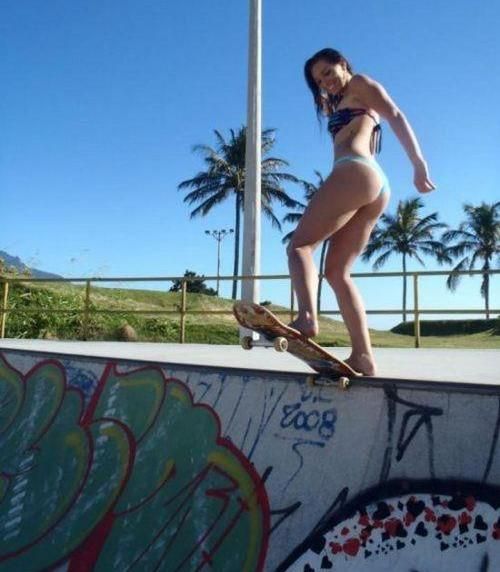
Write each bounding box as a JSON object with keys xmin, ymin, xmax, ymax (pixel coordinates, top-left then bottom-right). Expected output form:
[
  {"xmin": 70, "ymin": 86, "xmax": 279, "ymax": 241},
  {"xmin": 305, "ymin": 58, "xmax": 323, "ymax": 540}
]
[
  {"xmin": 288, "ymin": 314, "xmax": 319, "ymax": 338},
  {"xmin": 345, "ymin": 353, "xmax": 377, "ymax": 376}
]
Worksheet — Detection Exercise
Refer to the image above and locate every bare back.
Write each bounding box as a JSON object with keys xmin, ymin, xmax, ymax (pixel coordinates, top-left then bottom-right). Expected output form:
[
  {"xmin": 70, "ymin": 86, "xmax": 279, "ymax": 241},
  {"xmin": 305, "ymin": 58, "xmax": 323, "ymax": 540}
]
[{"xmin": 328, "ymin": 75, "xmax": 381, "ymax": 159}]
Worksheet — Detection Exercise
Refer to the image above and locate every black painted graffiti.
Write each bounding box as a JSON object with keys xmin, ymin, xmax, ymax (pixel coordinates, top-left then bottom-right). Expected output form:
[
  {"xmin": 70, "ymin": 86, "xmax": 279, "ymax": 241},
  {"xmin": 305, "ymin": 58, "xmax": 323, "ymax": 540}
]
[
  {"xmin": 380, "ymin": 386, "xmax": 443, "ymax": 481},
  {"xmin": 270, "ymin": 501, "xmax": 303, "ymax": 534},
  {"xmin": 483, "ymin": 397, "xmax": 500, "ymax": 484},
  {"xmin": 276, "ymin": 436, "xmax": 326, "ymax": 491},
  {"xmin": 277, "ymin": 479, "xmax": 500, "ymax": 571},
  {"xmin": 276, "ymin": 487, "xmax": 350, "ymax": 571},
  {"xmin": 247, "ymin": 384, "xmax": 288, "ymax": 460},
  {"xmin": 224, "ymin": 377, "xmax": 250, "ymax": 434},
  {"xmin": 252, "ymin": 465, "xmax": 303, "ymax": 535}
]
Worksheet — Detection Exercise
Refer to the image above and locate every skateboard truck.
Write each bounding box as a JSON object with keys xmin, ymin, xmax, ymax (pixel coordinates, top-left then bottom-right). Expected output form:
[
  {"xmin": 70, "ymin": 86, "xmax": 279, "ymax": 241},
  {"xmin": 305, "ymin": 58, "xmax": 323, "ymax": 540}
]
[
  {"xmin": 241, "ymin": 335, "xmax": 288, "ymax": 352},
  {"xmin": 308, "ymin": 374, "xmax": 351, "ymax": 390}
]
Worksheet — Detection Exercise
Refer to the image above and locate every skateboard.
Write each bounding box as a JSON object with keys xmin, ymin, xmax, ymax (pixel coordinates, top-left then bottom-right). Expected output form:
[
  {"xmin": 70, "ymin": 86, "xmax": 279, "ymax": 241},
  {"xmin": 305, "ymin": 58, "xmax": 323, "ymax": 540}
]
[{"xmin": 233, "ymin": 301, "xmax": 361, "ymax": 388}]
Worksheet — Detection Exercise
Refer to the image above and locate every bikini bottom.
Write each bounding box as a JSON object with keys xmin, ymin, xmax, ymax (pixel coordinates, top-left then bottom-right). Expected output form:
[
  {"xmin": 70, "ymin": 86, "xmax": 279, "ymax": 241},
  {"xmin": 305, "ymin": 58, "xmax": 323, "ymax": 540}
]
[{"xmin": 334, "ymin": 155, "xmax": 390, "ymax": 196}]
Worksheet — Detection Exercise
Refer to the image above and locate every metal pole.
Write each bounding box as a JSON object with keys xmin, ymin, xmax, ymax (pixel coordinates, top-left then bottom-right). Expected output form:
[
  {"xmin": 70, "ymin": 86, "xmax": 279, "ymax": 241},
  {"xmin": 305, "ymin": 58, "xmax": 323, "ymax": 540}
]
[
  {"xmin": 217, "ymin": 238, "xmax": 221, "ymax": 295},
  {"xmin": 83, "ymin": 280, "xmax": 91, "ymax": 340},
  {"xmin": 180, "ymin": 280, "xmax": 187, "ymax": 343},
  {"xmin": 205, "ymin": 229, "xmax": 233, "ymax": 297},
  {"xmin": 413, "ymin": 274, "xmax": 420, "ymax": 348},
  {"xmin": 241, "ymin": 0, "xmax": 261, "ymax": 305},
  {"xmin": 1, "ymin": 281, "xmax": 9, "ymax": 339},
  {"xmin": 240, "ymin": 0, "xmax": 262, "ymax": 339}
]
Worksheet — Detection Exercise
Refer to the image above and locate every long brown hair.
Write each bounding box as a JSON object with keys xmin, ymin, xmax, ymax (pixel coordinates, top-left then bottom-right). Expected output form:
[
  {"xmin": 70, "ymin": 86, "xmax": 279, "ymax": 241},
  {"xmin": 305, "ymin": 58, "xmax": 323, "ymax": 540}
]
[{"xmin": 304, "ymin": 48, "xmax": 354, "ymax": 118}]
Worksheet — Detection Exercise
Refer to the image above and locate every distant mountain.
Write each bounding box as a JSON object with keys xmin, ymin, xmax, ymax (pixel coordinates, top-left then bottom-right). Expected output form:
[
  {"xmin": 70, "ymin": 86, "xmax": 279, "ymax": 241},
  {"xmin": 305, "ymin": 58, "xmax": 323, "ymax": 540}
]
[{"xmin": 0, "ymin": 250, "xmax": 63, "ymax": 279}]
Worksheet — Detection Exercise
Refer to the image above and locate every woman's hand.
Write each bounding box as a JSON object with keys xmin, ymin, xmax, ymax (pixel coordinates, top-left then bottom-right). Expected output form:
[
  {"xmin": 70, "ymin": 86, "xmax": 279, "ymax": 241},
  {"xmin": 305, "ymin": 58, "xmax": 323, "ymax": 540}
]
[{"xmin": 413, "ymin": 159, "xmax": 436, "ymax": 194}]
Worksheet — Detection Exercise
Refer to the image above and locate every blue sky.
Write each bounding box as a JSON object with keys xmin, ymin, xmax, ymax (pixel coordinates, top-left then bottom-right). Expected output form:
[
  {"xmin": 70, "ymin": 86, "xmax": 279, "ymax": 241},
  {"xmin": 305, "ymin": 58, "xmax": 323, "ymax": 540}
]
[{"xmin": 1, "ymin": 0, "xmax": 499, "ymax": 329}]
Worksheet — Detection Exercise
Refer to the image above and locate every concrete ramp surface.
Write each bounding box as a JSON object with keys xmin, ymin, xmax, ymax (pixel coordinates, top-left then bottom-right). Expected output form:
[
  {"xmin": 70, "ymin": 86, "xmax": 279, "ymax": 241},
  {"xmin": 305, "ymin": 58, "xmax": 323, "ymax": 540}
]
[{"xmin": 0, "ymin": 345, "xmax": 498, "ymax": 571}]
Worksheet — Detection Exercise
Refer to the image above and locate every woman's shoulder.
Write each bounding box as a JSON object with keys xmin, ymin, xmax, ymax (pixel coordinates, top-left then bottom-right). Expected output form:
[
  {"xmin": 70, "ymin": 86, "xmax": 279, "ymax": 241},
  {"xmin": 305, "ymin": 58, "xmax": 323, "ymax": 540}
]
[
  {"xmin": 347, "ymin": 74, "xmax": 387, "ymax": 110},
  {"xmin": 349, "ymin": 73, "xmax": 381, "ymax": 91}
]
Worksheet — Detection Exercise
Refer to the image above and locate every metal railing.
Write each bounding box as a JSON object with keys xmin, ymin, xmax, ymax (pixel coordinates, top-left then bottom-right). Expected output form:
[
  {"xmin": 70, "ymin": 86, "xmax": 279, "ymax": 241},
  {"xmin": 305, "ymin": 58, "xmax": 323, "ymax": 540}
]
[{"xmin": 0, "ymin": 269, "xmax": 498, "ymax": 347}]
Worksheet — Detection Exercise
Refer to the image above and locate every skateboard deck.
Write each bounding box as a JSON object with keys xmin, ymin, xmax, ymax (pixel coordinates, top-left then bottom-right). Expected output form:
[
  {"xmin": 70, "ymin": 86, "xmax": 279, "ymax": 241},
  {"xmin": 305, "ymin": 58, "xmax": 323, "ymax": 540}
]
[{"xmin": 233, "ymin": 301, "xmax": 360, "ymax": 383}]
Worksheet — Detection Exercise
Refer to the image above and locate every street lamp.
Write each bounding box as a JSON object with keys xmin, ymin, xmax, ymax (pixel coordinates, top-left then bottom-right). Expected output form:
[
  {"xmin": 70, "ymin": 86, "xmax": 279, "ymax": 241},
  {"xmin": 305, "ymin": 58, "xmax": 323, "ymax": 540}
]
[
  {"xmin": 241, "ymin": 0, "xmax": 261, "ymax": 306},
  {"xmin": 205, "ymin": 228, "xmax": 234, "ymax": 295}
]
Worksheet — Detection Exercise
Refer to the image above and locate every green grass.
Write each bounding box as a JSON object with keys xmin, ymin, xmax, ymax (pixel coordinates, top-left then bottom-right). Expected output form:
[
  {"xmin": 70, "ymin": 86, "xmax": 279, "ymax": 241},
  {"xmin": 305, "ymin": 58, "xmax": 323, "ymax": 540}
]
[{"xmin": 2, "ymin": 281, "xmax": 498, "ymax": 348}]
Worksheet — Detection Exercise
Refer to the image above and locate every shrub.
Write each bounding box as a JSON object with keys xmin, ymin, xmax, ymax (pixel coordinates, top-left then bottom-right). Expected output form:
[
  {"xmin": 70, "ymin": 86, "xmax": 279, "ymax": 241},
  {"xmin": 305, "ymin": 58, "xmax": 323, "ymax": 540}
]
[{"xmin": 391, "ymin": 318, "xmax": 499, "ymax": 337}]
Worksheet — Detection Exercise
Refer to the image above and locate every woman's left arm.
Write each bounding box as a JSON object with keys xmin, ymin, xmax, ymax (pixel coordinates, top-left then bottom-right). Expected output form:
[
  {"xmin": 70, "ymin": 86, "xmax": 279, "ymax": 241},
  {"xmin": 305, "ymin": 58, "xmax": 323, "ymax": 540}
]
[{"xmin": 351, "ymin": 74, "xmax": 436, "ymax": 194}]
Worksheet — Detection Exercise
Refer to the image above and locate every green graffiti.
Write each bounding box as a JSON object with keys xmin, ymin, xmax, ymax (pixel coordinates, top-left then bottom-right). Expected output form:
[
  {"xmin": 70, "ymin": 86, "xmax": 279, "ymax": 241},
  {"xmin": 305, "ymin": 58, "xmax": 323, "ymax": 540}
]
[
  {"xmin": 0, "ymin": 358, "xmax": 268, "ymax": 571},
  {"xmin": 91, "ymin": 368, "xmax": 267, "ymax": 572},
  {"xmin": 0, "ymin": 357, "xmax": 132, "ymax": 572},
  {"xmin": 0, "ymin": 358, "xmax": 23, "ymax": 436}
]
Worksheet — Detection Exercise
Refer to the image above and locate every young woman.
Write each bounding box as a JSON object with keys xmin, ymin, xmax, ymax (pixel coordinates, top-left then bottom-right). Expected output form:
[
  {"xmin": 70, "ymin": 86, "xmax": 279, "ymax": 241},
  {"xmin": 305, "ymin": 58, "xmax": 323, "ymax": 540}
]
[{"xmin": 287, "ymin": 48, "xmax": 435, "ymax": 375}]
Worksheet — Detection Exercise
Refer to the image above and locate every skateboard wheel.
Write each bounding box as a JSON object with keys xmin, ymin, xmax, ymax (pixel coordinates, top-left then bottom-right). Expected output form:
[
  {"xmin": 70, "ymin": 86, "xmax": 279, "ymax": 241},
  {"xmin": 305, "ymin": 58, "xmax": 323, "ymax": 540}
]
[
  {"xmin": 339, "ymin": 376, "xmax": 350, "ymax": 390},
  {"xmin": 241, "ymin": 336, "xmax": 253, "ymax": 350},
  {"xmin": 274, "ymin": 337, "xmax": 288, "ymax": 352}
]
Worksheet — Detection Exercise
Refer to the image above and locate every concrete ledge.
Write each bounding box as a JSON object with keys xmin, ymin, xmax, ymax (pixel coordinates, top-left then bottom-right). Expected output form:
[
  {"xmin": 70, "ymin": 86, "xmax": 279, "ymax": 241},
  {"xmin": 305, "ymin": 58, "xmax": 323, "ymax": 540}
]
[{"xmin": 0, "ymin": 339, "xmax": 498, "ymax": 386}]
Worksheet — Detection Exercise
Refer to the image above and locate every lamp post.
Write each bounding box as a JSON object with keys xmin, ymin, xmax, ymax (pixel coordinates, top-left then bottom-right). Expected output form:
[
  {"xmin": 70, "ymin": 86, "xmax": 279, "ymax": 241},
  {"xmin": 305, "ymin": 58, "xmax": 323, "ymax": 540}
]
[
  {"xmin": 241, "ymin": 0, "xmax": 262, "ymax": 306},
  {"xmin": 205, "ymin": 228, "xmax": 234, "ymax": 295}
]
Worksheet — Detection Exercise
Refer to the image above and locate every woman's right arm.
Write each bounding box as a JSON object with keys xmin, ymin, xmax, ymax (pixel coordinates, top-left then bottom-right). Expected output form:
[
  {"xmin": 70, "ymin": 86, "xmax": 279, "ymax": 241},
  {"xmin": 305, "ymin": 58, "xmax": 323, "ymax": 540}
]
[
  {"xmin": 385, "ymin": 105, "xmax": 436, "ymax": 194},
  {"xmin": 351, "ymin": 74, "xmax": 436, "ymax": 194}
]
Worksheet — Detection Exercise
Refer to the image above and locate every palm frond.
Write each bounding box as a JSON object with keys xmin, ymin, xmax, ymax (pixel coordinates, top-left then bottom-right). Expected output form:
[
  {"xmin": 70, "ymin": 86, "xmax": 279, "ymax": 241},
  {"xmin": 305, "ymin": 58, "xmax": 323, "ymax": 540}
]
[
  {"xmin": 362, "ymin": 235, "xmax": 393, "ymax": 260},
  {"xmin": 282, "ymin": 212, "xmax": 304, "ymax": 224},
  {"xmin": 445, "ymin": 258, "xmax": 469, "ymax": 291},
  {"xmin": 262, "ymin": 157, "xmax": 291, "ymax": 169},
  {"xmin": 262, "ymin": 204, "xmax": 282, "ymax": 231},
  {"xmin": 282, "ymin": 229, "xmax": 295, "ymax": 244},
  {"xmin": 409, "ymin": 251, "xmax": 426, "ymax": 267},
  {"xmin": 262, "ymin": 186, "xmax": 302, "ymax": 209},
  {"xmin": 441, "ymin": 229, "xmax": 476, "ymax": 243},
  {"xmin": 188, "ymin": 188, "xmax": 231, "ymax": 218},
  {"xmin": 263, "ymin": 171, "xmax": 301, "ymax": 184},
  {"xmin": 372, "ymin": 249, "xmax": 393, "ymax": 270},
  {"xmin": 213, "ymin": 129, "xmax": 227, "ymax": 149}
]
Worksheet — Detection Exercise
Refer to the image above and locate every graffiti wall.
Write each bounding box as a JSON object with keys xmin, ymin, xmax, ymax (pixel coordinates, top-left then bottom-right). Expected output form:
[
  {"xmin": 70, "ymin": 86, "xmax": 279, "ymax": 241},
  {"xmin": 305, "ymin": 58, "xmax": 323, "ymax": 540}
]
[{"xmin": 0, "ymin": 348, "xmax": 498, "ymax": 571}]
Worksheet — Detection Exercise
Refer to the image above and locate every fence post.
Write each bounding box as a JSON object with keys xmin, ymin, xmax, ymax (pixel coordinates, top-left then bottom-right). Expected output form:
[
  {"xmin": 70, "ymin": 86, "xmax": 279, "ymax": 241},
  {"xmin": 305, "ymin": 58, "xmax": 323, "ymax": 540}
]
[
  {"xmin": 0, "ymin": 281, "xmax": 9, "ymax": 339},
  {"xmin": 413, "ymin": 273, "xmax": 420, "ymax": 348},
  {"xmin": 180, "ymin": 280, "xmax": 187, "ymax": 343},
  {"xmin": 83, "ymin": 280, "xmax": 91, "ymax": 340}
]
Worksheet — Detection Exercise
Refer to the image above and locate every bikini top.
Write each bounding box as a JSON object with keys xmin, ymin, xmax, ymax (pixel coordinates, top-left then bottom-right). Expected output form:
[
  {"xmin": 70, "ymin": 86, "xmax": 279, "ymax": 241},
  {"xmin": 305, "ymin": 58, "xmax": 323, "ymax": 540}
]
[{"xmin": 327, "ymin": 107, "xmax": 382, "ymax": 154}]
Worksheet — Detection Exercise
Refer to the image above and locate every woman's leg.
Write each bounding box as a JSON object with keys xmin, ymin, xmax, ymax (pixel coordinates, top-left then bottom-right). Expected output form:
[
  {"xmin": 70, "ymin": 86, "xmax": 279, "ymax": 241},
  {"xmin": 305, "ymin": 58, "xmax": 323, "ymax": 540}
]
[
  {"xmin": 324, "ymin": 191, "xmax": 390, "ymax": 375},
  {"xmin": 287, "ymin": 161, "xmax": 382, "ymax": 337}
]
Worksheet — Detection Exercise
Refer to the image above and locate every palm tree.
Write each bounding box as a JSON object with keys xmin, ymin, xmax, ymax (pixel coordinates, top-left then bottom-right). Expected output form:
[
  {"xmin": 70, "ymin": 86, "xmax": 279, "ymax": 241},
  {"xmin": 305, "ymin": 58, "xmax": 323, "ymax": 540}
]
[
  {"xmin": 282, "ymin": 171, "xmax": 328, "ymax": 313},
  {"xmin": 178, "ymin": 127, "xmax": 301, "ymax": 299},
  {"xmin": 441, "ymin": 201, "xmax": 499, "ymax": 318},
  {"xmin": 362, "ymin": 197, "xmax": 449, "ymax": 322}
]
